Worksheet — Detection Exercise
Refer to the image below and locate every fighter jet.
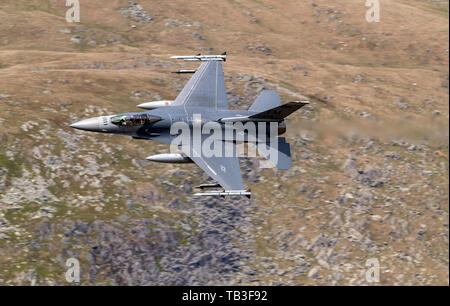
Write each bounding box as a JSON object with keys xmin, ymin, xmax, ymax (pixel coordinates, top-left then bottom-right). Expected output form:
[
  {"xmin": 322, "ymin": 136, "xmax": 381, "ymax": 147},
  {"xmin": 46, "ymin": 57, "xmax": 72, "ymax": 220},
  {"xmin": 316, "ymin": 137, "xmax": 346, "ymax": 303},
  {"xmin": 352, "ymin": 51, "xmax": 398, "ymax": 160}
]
[{"xmin": 70, "ymin": 54, "xmax": 309, "ymax": 197}]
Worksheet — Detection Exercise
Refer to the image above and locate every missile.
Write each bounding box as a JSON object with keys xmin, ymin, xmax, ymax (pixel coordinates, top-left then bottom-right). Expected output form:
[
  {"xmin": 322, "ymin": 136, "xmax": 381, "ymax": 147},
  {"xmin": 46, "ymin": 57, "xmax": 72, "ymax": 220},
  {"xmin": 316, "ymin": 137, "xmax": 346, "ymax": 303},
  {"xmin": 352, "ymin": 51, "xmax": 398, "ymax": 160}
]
[
  {"xmin": 170, "ymin": 52, "xmax": 227, "ymax": 62},
  {"xmin": 195, "ymin": 183, "xmax": 222, "ymax": 189},
  {"xmin": 172, "ymin": 70, "xmax": 197, "ymax": 74},
  {"xmin": 137, "ymin": 100, "xmax": 173, "ymax": 110},
  {"xmin": 146, "ymin": 153, "xmax": 193, "ymax": 164},
  {"xmin": 194, "ymin": 190, "xmax": 251, "ymax": 198}
]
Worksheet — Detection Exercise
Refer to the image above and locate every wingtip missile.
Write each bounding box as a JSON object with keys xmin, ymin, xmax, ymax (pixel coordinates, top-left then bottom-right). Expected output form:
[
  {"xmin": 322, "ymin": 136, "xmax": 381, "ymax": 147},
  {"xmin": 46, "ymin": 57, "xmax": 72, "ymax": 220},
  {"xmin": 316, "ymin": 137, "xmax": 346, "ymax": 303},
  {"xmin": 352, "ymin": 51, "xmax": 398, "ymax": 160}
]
[
  {"xmin": 170, "ymin": 53, "xmax": 227, "ymax": 62},
  {"xmin": 193, "ymin": 190, "xmax": 251, "ymax": 198}
]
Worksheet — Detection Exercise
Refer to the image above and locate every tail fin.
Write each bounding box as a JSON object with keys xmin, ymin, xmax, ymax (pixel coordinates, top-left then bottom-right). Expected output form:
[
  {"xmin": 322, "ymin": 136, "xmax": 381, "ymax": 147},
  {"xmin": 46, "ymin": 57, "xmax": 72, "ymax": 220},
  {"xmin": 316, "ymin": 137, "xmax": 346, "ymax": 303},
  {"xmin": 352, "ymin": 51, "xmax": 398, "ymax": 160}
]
[
  {"xmin": 250, "ymin": 90, "xmax": 281, "ymax": 112},
  {"xmin": 249, "ymin": 101, "xmax": 309, "ymax": 121}
]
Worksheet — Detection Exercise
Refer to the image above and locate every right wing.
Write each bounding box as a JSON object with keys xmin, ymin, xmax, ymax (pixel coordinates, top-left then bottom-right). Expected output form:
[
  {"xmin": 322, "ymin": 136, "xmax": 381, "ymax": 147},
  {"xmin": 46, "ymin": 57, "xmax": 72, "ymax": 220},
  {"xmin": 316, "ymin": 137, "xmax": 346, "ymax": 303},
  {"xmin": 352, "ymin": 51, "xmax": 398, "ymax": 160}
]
[
  {"xmin": 179, "ymin": 142, "xmax": 245, "ymax": 191},
  {"xmin": 172, "ymin": 61, "xmax": 229, "ymax": 110}
]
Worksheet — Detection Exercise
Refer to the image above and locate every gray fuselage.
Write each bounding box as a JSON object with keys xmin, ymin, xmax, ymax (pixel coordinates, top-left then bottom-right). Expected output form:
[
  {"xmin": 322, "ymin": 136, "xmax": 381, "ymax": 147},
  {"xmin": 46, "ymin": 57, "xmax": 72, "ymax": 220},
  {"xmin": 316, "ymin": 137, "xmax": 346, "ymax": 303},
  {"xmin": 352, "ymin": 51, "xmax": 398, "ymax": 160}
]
[{"xmin": 71, "ymin": 107, "xmax": 286, "ymax": 143}]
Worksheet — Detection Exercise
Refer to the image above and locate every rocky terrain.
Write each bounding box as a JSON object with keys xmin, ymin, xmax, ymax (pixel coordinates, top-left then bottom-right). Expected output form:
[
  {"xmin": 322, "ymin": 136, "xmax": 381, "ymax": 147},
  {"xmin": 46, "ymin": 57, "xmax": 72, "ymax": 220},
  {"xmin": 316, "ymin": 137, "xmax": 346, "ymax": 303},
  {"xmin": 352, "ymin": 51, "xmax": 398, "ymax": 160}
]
[{"xmin": 0, "ymin": 0, "xmax": 448, "ymax": 285}]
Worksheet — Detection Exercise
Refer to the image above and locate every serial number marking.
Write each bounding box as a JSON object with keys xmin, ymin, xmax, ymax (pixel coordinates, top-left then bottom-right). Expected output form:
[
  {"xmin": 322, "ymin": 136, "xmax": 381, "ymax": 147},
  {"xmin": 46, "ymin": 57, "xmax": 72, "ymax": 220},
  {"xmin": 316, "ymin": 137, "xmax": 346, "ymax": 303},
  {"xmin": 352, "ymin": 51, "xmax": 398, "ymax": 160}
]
[
  {"xmin": 225, "ymin": 290, "xmax": 268, "ymax": 302},
  {"xmin": 181, "ymin": 290, "xmax": 268, "ymax": 303}
]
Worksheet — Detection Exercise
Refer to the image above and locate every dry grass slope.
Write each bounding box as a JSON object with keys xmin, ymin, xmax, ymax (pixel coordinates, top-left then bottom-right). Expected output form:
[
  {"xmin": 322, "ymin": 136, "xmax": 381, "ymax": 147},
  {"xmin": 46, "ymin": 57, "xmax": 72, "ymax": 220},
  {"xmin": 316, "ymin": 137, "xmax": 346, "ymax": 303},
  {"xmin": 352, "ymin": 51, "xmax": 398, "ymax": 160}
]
[{"xmin": 0, "ymin": 0, "xmax": 448, "ymax": 285}]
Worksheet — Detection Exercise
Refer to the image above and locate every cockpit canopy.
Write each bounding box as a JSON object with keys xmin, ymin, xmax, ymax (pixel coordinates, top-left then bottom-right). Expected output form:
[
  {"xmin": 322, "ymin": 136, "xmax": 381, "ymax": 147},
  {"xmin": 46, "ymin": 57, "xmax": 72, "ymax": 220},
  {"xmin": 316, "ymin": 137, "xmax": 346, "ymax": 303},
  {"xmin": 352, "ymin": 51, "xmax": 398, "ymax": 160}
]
[{"xmin": 111, "ymin": 113, "xmax": 161, "ymax": 127}]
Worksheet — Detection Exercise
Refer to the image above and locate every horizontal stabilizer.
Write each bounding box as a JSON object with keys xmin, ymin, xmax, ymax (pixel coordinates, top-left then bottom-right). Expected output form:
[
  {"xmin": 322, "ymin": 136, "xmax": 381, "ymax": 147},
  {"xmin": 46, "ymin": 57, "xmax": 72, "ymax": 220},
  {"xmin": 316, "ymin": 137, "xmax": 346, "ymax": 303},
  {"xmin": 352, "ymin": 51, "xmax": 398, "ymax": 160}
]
[
  {"xmin": 249, "ymin": 101, "xmax": 309, "ymax": 121},
  {"xmin": 253, "ymin": 137, "xmax": 292, "ymax": 170},
  {"xmin": 219, "ymin": 101, "xmax": 309, "ymax": 123}
]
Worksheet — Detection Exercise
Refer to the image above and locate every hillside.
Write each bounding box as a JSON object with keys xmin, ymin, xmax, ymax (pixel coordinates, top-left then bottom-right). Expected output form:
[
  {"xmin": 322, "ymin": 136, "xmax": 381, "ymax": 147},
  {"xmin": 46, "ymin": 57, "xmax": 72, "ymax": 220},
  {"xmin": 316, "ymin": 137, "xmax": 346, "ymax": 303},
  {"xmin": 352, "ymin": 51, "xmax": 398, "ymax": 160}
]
[{"xmin": 0, "ymin": 0, "xmax": 448, "ymax": 285}]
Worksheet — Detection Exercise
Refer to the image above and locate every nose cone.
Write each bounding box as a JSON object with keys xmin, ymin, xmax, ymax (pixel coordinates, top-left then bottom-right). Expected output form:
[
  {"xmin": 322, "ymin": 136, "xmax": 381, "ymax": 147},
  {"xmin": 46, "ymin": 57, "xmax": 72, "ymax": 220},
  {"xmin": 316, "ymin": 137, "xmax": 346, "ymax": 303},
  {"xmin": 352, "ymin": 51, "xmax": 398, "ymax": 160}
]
[{"xmin": 70, "ymin": 117, "xmax": 101, "ymax": 132}]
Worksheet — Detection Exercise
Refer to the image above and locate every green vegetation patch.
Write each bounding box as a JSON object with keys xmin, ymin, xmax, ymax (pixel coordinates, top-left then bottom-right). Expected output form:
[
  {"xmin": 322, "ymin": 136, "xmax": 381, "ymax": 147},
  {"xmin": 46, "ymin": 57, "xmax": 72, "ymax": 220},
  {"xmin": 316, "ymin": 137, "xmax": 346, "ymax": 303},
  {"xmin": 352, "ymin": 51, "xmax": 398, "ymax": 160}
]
[{"xmin": 0, "ymin": 153, "xmax": 23, "ymax": 180}]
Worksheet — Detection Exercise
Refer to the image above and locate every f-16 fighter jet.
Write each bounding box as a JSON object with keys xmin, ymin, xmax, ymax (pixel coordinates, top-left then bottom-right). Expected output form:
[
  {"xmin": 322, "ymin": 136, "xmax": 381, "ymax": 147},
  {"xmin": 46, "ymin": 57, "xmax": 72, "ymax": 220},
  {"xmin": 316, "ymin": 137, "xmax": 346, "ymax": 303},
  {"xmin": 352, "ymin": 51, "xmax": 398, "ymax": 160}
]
[{"xmin": 70, "ymin": 53, "xmax": 309, "ymax": 197}]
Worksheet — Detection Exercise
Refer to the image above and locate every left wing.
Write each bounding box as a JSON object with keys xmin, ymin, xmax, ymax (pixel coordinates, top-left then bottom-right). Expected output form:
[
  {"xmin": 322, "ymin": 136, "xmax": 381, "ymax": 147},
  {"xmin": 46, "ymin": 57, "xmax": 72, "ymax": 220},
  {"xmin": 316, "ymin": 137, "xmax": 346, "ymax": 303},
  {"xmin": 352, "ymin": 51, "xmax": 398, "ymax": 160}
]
[
  {"xmin": 179, "ymin": 143, "xmax": 245, "ymax": 191},
  {"xmin": 172, "ymin": 61, "xmax": 229, "ymax": 110}
]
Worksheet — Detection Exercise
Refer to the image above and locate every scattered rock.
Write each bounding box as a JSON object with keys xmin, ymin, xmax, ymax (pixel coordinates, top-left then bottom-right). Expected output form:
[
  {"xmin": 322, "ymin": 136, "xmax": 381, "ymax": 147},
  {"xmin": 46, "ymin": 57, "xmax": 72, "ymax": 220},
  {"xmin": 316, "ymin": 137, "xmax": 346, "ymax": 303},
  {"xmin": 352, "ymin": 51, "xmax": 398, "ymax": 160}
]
[
  {"xmin": 247, "ymin": 46, "xmax": 272, "ymax": 54},
  {"xmin": 353, "ymin": 74, "xmax": 365, "ymax": 83},
  {"xmin": 70, "ymin": 36, "xmax": 83, "ymax": 44},
  {"xmin": 59, "ymin": 28, "xmax": 72, "ymax": 34},
  {"xmin": 393, "ymin": 97, "xmax": 408, "ymax": 110},
  {"xmin": 119, "ymin": 1, "xmax": 154, "ymax": 24},
  {"xmin": 308, "ymin": 266, "xmax": 320, "ymax": 279}
]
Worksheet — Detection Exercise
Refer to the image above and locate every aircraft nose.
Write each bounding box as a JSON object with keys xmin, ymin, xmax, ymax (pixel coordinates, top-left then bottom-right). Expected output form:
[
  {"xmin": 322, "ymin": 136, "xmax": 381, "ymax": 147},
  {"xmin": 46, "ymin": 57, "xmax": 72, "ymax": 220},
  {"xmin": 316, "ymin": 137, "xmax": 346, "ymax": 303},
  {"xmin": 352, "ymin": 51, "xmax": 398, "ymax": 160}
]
[{"xmin": 70, "ymin": 117, "xmax": 101, "ymax": 131}]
